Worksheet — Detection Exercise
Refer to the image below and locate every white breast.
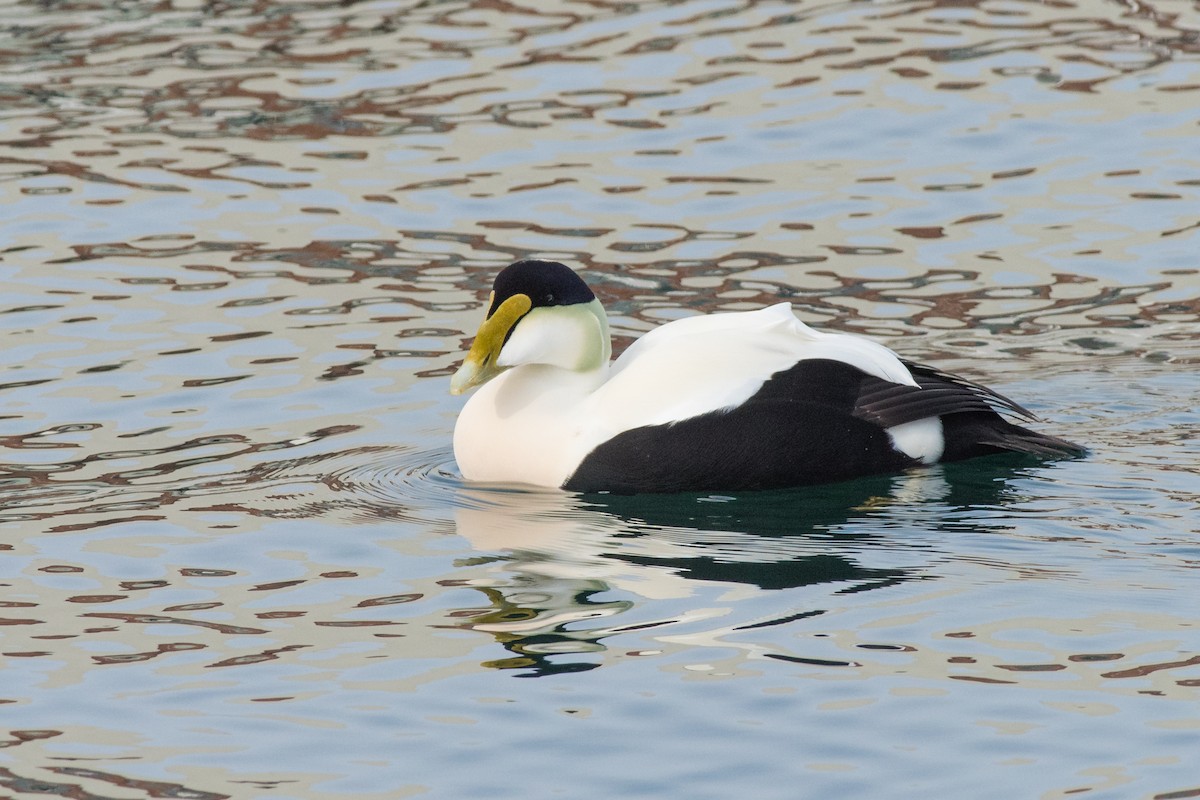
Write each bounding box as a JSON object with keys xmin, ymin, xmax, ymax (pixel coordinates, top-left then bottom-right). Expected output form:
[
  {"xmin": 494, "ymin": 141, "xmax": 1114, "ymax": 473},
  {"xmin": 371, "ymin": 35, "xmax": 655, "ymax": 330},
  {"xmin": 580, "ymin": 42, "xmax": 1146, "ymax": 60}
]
[{"xmin": 453, "ymin": 364, "xmax": 607, "ymax": 487}]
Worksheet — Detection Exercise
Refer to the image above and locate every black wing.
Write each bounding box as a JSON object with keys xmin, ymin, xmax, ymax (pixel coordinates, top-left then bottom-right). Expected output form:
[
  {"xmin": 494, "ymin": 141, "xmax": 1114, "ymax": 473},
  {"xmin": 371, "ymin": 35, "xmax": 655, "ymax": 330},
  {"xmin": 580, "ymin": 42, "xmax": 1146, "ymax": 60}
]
[{"xmin": 852, "ymin": 359, "xmax": 1036, "ymax": 430}]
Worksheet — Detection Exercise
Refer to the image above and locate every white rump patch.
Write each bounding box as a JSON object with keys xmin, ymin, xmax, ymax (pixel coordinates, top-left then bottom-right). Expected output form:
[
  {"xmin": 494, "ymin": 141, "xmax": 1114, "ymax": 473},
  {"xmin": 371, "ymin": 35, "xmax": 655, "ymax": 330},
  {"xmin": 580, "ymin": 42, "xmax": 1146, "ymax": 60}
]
[{"xmin": 886, "ymin": 417, "xmax": 945, "ymax": 464}]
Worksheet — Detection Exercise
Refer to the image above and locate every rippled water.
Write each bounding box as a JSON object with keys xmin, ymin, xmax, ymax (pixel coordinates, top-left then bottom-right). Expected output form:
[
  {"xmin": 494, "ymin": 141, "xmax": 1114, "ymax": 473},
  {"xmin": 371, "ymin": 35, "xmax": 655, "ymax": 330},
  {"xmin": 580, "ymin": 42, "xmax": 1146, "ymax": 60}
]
[{"xmin": 2, "ymin": 1, "xmax": 1199, "ymax": 798}]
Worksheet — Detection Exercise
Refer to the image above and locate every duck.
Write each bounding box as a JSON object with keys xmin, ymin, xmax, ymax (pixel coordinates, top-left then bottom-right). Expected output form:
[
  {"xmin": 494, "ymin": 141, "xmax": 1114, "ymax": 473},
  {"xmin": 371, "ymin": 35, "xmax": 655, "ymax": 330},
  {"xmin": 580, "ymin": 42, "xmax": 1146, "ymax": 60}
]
[{"xmin": 450, "ymin": 259, "xmax": 1082, "ymax": 494}]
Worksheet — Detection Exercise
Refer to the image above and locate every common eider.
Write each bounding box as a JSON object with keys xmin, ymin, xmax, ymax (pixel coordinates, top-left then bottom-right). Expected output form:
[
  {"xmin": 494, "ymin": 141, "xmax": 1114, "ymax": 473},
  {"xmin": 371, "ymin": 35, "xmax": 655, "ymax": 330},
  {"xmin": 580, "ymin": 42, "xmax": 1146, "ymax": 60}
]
[{"xmin": 450, "ymin": 259, "xmax": 1081, "ymax": 494}]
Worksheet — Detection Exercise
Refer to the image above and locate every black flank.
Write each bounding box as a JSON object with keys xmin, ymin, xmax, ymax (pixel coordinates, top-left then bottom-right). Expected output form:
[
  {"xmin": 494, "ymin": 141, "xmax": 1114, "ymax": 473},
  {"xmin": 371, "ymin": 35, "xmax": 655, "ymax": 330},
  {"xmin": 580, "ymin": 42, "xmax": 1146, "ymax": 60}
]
[{"xmin": 565, "ymin": 358, "xmax": 1082, "ymax": 494}]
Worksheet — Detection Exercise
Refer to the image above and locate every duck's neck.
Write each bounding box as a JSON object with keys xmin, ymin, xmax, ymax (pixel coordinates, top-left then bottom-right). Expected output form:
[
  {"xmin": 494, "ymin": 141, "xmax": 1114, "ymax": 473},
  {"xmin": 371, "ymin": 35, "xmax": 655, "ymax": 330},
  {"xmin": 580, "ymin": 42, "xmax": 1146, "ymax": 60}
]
[{"xmin": 585, "ymin": 298, "xmax": 612, "ymax": 369}]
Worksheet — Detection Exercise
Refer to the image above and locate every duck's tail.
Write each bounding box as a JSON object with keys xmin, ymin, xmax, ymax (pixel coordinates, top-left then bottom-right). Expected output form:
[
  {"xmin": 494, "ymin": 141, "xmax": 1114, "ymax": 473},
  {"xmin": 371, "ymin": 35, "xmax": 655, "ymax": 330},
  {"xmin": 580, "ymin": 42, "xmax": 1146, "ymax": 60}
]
[
  {"xmin": 896, "ymin": 360, "xmax": 1085, "ymax": 463},
  {"xmin": 941, "ymin": 413, "xmax": 1086, "ymax": 463}
]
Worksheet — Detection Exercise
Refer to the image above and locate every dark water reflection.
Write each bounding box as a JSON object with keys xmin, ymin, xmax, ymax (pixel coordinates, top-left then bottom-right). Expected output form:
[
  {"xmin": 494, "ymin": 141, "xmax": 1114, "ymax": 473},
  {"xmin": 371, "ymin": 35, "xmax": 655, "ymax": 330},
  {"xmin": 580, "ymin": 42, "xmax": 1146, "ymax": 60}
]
[{"xmin": 446, "ymin": 456, "xmax": 1089, "ymax": 676}]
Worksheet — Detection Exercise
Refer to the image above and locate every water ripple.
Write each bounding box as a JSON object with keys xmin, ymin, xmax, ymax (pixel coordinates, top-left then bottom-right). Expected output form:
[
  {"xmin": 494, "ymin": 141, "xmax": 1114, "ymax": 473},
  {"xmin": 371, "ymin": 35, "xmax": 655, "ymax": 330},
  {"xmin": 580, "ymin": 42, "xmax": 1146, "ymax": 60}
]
[{"xmin": 2, "ymin": 1, "xmax": 1198, "ymax": 797}]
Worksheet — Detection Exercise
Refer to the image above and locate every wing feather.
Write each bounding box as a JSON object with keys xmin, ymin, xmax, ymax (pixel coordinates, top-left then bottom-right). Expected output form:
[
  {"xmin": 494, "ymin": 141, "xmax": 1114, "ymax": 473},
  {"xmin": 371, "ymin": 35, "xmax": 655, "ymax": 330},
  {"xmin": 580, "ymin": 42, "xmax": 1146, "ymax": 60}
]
[{"xmin": 902, "ymin": 360, "xmax": 1037, "ymax": 420}]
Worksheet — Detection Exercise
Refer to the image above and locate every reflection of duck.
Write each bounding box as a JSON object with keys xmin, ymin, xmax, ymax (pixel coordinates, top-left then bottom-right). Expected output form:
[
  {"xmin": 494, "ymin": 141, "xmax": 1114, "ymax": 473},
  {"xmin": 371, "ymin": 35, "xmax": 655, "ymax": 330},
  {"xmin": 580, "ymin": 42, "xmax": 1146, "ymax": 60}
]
[
  {"xmin": 453, "ymin": 466, "xmax": 988, "ymax": 596},
  {"xmin": 451, "ymin": 259, "xmax": 1082, "ymax": 493},
  {"xmin": 449, "ymin": 461, "xmax": 1037, "ymax": 675},
  {"xmin": 450, "ymin": 478, "xmax": 917, "ymax": 675}
]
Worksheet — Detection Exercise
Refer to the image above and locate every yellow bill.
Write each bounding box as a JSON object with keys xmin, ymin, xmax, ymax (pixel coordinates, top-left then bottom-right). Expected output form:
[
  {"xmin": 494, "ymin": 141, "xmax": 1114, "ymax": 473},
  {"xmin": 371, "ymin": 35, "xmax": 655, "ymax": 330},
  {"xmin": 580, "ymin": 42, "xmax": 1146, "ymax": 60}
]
[{"xmin": 449, "ymin": 293, "xmax": 532, "ymax": 395}]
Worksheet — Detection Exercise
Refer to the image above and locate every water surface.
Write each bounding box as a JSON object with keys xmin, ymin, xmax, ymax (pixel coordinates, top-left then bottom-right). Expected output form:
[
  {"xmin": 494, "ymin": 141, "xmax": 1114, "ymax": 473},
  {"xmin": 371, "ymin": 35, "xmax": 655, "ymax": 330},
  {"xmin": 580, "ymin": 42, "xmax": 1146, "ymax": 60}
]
[{"xmin": 2, "ymin": 1, "xmax": 1199, "ymax": 798}]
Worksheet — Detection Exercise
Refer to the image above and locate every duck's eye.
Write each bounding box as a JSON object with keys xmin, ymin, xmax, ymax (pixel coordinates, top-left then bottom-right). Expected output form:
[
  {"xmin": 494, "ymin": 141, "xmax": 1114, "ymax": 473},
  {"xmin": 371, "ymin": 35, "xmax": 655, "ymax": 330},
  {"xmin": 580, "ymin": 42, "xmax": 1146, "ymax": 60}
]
[{"xmin": 545, "ymin": 292, "xmax": 556, "ymax": 304}]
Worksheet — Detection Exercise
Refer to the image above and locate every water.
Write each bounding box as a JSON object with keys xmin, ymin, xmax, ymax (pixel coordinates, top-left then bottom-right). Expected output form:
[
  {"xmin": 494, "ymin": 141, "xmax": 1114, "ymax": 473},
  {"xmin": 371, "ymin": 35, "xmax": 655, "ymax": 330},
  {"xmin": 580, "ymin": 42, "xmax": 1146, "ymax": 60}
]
[{"xmin": 2, "ymin": 1, "xmax": 1199, "ymax": 797}]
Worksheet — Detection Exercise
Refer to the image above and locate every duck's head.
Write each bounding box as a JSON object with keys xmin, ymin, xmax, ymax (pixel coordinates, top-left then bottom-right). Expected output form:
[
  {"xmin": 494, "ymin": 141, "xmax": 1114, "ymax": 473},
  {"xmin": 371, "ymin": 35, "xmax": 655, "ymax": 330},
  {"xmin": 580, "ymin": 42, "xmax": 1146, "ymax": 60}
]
[{"xmin": 450, "ymin": 260, "xmax": 611, "ymax": 395}]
